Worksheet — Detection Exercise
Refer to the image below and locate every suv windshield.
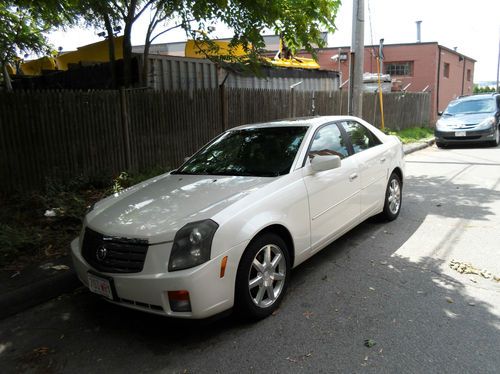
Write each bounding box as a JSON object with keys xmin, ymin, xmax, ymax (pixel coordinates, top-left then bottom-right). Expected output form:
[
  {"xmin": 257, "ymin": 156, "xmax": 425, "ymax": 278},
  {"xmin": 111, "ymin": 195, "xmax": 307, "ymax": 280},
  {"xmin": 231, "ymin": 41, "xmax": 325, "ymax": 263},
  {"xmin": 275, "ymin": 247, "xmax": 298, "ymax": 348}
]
[
  {"xmin": 444, "ymin": 98, "xmax": 496, "ymax": 115},
  {"xmin": 175, "ymin": 126, "xmax": 308, "ymax": 177}
]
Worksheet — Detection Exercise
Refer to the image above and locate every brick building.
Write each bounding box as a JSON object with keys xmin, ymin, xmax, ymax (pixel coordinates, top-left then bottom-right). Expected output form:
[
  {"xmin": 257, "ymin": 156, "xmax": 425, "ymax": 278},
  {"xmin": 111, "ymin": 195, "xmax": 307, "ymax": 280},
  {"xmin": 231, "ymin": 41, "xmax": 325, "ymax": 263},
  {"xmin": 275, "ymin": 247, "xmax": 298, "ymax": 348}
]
[{"xmin": 297, "ymin": 42, "xmax": 476, "ymax": 123}]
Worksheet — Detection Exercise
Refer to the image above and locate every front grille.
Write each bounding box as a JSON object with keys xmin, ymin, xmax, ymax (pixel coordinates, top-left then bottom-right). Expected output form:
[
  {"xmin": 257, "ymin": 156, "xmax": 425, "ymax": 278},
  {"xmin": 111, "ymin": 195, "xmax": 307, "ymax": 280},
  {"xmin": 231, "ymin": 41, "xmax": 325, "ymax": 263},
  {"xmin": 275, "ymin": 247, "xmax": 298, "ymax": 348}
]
[
  {"xmin": 443, "ymin": 135, "xmax": 481, "ymax": 140},
  {"xmin": 82, "ymin": 227, "xmax": 149, "ymax": 273},
  {"xmin": 120, "ymin": 298, "xmax": 164, "ymax": 312}
]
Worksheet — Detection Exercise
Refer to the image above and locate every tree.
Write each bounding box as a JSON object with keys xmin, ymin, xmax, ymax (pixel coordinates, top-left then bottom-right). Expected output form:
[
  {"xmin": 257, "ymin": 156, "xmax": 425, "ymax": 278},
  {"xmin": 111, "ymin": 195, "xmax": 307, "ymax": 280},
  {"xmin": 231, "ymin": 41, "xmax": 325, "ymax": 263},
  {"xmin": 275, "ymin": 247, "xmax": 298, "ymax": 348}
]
[
  {"xmin": 76, "ymin": 0, "xmax": 121, "ymax": 87},
  {"xmin": 0, "ymin": 1, "xmax": 76, "ymax": 90},
  {"xmin": 473, "ymin": 85, "xmax": 496, "ymax": 94},
  {"xmin": 79, "ymin": 0, "xmax": 341, "ymax": 87}
]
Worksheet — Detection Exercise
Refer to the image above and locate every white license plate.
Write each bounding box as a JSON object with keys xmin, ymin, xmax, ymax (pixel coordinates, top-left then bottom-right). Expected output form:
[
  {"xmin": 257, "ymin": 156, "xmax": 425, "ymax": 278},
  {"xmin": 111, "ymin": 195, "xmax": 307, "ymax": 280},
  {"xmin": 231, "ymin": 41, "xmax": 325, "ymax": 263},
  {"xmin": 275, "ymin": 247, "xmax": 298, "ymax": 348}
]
[
  {"xmin": 87, "ymin": 273, "xmax": 114, "ymax": 300},
  {"xmin": 455, "ymin": 131, "xmax": 467, "ymax": 137}
]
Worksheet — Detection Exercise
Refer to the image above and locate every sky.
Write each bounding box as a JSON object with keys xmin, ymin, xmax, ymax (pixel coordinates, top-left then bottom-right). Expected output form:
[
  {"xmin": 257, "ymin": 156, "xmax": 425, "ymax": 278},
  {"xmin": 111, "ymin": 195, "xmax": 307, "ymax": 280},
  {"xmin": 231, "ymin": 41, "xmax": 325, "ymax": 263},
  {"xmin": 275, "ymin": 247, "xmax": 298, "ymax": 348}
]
[{"xmin": 48, "ymin": 0, "xmax": 500, "ymax": 83}]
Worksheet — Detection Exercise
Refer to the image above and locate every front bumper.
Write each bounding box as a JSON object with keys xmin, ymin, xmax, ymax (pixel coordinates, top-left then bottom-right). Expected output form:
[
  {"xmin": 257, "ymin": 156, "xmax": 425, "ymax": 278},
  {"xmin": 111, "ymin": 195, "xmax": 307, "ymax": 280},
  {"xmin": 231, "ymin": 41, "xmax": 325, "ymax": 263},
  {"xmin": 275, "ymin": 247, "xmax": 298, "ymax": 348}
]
[
  {"xmin": 434, "ymin": 127, "xmax": 496, "ymax": 144},
  {"xmin": 71, "ymin": 237, "xmax": 248, "ymax": 319}
]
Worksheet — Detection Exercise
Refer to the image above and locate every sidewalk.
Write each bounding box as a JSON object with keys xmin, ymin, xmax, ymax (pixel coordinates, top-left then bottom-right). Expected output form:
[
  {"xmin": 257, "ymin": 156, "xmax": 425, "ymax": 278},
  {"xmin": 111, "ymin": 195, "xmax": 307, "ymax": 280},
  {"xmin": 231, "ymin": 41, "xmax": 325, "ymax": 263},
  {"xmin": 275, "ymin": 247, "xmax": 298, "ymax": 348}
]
[{"xmin": 0, "ymin": 137, "xmax": 435, "ymax": 320}]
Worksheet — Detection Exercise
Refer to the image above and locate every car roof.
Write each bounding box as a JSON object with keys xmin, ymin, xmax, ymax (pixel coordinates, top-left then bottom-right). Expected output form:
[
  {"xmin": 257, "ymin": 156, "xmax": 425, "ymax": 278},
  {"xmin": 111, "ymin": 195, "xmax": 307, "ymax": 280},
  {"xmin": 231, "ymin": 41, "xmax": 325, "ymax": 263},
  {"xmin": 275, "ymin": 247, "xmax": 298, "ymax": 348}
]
[
  {"xmin": 456, "ymin": 93, "xmax": 498, "ymax": 102},
  {"xmin": 231, "ymin": 116, "xmax": 360, "ymax": 130}
]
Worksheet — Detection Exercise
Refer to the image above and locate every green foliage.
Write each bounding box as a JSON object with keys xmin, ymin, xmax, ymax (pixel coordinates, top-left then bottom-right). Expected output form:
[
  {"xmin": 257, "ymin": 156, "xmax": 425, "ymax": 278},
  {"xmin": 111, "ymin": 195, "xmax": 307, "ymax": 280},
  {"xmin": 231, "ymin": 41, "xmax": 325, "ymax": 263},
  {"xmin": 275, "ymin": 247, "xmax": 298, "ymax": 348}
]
[
  {"xmin": 0, "ymin": 1, "xmax": 78, "ymax": 89},
  {"xmin": 71, "ymin": 0, "xmax": 341, "ymax": 85},
  {"xmin": 385, "ymin": 127, "xmax": 434, "ymax": 144},
  {"xmin": 473, "ymin": 85, "xmax": 497, "ymax": 94},
  {"xmin": 178, "ymin": 0, "xmax": 341, "ymax": 61},
  {"xmin": 0, "ymin": 223, "xmax": 43, "ymax": 263},
  {"xmin": 0, "ymin": 166, "xmax": 167, "ymax": 267}
]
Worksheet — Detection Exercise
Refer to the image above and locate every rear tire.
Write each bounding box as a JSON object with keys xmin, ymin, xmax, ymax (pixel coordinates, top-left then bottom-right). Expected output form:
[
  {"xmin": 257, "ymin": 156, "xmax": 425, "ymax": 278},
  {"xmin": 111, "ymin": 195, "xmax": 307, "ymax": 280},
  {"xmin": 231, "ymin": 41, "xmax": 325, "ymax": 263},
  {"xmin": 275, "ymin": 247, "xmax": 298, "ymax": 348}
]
[
  {"xmin": 235, "ymin": 233, "xmax": 290, "ymax": 320},
  {"xmin": 379, "ymin": 172, "xmax": 402, "ymax": 221}
]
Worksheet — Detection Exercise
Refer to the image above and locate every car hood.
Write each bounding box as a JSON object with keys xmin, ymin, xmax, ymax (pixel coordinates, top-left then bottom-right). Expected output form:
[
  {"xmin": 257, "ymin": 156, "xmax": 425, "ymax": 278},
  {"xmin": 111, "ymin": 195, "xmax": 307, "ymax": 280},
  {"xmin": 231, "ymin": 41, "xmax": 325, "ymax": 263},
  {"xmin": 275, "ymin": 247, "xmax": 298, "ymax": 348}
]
[
  {"xmin": 439, "ymin": 112, "xmax": 493, "ymax": 127},
  {"xmin": 86, "ymin": 174, "xmax": 272, "ymax": 243}
]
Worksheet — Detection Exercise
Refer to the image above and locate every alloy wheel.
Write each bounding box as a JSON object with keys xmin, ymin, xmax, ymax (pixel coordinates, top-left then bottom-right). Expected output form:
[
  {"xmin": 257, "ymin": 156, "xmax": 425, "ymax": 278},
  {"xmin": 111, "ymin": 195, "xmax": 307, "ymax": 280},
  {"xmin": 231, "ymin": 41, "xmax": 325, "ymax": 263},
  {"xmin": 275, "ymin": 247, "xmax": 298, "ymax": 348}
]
[
  {"xmin": 388, "ymin": 178, "xmax": 401, "ymax": 215},
  {"xmin": 247, "ymin": 244, "xmax": 286, "ymax": 308}
]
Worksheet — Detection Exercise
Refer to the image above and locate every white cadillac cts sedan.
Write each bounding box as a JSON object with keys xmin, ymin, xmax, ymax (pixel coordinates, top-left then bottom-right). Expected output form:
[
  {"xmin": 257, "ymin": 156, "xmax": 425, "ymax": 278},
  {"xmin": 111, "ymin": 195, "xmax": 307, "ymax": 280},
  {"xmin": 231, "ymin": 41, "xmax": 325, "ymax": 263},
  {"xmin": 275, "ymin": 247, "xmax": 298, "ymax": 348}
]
[{"xmin": 71, "ymin": 116, "xmax": 405, "ymax": 319}]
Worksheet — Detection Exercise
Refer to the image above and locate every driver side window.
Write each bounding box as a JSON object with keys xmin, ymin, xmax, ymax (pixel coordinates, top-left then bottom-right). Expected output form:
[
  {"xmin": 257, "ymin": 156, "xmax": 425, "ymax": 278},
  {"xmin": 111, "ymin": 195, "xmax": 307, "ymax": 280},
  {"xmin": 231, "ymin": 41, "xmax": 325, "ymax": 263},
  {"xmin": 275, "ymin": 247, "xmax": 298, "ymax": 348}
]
[{"xmin": 309, "ymin": 123, "xmax": 349, "ymax": 159}]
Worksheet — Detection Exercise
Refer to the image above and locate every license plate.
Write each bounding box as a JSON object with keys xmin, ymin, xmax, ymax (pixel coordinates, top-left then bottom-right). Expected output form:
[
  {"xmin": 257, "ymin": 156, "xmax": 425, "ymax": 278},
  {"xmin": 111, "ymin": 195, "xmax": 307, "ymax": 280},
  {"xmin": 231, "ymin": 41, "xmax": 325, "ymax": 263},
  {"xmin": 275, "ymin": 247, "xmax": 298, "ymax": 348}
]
[
  {"xmin": 88, "ymin": 272, "xmax": 114, "ymax": 300},
  {"xmin": 455, "ymin": 131, "xmax": 466, "ymax": 137}
]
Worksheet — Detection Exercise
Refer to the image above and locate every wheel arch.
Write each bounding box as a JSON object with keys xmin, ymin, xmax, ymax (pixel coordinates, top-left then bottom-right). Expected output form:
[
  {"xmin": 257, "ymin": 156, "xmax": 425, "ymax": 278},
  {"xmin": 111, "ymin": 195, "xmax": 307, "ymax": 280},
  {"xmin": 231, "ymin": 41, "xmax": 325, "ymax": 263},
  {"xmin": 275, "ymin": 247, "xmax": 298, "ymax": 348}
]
[
  {"xmin": 391, "ymin": 166, "xmax": 404, "ymax": 187},
  {"xmin": 245, "ymin": 224, "xmax": 296, "ymax": 269}
]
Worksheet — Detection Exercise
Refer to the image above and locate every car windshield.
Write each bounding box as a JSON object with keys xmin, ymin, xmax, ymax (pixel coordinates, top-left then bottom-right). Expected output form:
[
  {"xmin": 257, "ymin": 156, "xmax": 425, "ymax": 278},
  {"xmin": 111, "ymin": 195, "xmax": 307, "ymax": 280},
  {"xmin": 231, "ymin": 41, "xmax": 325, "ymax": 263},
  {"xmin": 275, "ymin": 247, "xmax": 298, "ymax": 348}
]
[
  {"xmin": 444, "ymin": 98, "xmax": 496, "ymax": 115},
  {"xmin": 175, "ymin": 126, "xmax": 308, "ymax": 177}
]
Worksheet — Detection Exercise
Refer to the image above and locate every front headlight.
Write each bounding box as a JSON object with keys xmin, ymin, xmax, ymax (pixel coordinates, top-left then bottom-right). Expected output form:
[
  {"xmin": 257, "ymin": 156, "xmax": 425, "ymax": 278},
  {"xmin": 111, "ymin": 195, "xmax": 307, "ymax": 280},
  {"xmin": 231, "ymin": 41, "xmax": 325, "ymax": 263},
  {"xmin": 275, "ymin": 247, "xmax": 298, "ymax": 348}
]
[
  {"xmin": 435, "ymin": 119, "xmax": 448, "ymax": 131},
  {"xmin": 475, "ymin": 117, "xmax": 496, "ymax": 131},
  {"xmin": 168, "ymin": 220, "xmax": 219, "ymax": 271}
]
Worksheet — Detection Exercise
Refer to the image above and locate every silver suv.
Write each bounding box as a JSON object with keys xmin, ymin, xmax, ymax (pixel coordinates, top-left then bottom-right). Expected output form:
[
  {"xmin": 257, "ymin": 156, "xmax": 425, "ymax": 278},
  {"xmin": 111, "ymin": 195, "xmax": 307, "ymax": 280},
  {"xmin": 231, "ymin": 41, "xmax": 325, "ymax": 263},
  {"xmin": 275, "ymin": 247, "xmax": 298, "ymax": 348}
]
[{"xmin": 434, "ymin": 93, "xmax": 500, "ymax": 147}]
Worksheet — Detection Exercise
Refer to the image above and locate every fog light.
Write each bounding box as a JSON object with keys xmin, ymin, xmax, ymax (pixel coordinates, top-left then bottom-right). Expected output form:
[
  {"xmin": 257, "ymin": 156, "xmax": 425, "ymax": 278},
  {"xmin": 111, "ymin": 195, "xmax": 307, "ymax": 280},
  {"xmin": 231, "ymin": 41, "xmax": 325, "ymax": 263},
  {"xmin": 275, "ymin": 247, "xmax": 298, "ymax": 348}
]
[{"xmin": 167, "ymin": 290, "xmax": 192, "ymax": 312}]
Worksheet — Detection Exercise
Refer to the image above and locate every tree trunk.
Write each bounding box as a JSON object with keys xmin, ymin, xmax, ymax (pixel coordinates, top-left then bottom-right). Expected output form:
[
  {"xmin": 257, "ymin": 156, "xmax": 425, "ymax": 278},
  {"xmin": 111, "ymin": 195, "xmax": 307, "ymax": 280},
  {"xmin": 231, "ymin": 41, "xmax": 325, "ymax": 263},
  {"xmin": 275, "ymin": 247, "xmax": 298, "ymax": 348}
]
[
  {"xmin": 1, "ymin": 63, "xmax": 13, "ymax": 91},
  {"xmin": 122, "ymin": 0, "xmax": 138, "ymax": 88},
  {"xmin": 104, "ymin": 15, "xmax": 117, "ymax": 89},
  {"xmin": 141, "ymin": 42, "xmax": 151, "ymax": 86},
  {"xmin": 123, "ymin": 22, "xmax": 133, "ymax": 87}
]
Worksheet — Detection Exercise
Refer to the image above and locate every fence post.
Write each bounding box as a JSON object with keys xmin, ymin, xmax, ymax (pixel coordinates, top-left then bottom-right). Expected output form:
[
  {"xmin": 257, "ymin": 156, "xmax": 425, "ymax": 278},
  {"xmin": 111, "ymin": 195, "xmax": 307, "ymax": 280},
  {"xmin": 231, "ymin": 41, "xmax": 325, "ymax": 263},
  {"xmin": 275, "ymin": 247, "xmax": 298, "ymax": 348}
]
[
  {"xmin": 120, "ymin": 88, "xmax": 132, "ymax": 170},
  {"xmin": 220, "ymin": 86, "xmax": 229, "ymax": 131}
]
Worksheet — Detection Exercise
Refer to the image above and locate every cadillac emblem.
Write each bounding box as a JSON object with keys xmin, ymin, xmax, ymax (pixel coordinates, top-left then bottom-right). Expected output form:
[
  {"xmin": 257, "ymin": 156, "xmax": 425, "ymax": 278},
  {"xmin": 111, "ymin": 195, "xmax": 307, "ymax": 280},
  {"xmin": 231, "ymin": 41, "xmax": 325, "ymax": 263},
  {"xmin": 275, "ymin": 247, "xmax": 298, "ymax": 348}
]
[{"xmin": 96, "ymin": 246, "xmax": 107, "ymax": 261}]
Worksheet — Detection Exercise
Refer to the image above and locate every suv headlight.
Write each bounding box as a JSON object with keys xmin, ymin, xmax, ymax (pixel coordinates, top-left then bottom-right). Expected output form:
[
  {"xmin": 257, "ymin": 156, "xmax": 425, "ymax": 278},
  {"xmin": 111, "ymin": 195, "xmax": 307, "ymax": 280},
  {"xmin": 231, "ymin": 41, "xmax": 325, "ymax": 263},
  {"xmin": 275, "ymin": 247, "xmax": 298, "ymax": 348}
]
[
  {"xmin": 168, "ymin": 220, "xmax": 219, "ymax": 271},
  {"xmin": 475, "ymin": 117, "xmax": 495, "ymax": 131}
]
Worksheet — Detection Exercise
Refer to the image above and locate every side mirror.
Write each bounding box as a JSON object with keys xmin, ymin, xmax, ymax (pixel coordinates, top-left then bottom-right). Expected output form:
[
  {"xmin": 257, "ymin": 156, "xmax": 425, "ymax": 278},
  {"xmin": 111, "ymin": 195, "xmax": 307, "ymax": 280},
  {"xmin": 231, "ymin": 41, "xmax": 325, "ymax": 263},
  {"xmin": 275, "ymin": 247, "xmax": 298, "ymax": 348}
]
[
  {"xmin": 437, "ymin": 111, "xmax": 443, "ymax": 116},
  {"xmin": 309, "ymin": 155, "xmax": 341, "ymax": 174}
]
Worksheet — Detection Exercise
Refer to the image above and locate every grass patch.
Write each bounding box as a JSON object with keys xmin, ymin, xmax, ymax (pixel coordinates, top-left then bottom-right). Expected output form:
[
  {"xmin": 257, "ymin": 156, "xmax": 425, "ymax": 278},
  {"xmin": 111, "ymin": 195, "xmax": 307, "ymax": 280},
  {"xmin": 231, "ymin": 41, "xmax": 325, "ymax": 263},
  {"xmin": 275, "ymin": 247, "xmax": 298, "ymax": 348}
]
[
  {"xmin": 385, "ymin": 127, "xmax": 434, "ymax": 144},
  {"xmin": 0, "ymin": 167, "xmax": 169, "ymax": 269}
]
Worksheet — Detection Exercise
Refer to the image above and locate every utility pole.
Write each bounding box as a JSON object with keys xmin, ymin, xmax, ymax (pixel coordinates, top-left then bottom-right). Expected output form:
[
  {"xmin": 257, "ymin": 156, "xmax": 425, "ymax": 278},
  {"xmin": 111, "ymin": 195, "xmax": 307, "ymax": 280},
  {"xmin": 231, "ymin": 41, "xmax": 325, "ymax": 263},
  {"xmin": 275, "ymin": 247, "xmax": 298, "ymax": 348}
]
[{"xmin": 348, "ymin": 0, "xmax": 365, "ymax": 117}]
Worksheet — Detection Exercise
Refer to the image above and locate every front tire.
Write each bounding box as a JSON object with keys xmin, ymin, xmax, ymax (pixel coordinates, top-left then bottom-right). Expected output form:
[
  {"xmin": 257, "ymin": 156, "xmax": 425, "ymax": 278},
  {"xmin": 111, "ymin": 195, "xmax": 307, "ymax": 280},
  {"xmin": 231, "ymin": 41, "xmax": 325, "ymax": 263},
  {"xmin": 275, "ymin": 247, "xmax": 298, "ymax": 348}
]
[
  {"xmin": 380, "ymin": 172, "xmax": 402, "ymax": 221},
  {"xmin": 490, "ymin": 126, "xmax": 499, "ymax": 147},
  {"xmin": 235, "ymin": 233, "xmax": 290, "ymax": 320}
]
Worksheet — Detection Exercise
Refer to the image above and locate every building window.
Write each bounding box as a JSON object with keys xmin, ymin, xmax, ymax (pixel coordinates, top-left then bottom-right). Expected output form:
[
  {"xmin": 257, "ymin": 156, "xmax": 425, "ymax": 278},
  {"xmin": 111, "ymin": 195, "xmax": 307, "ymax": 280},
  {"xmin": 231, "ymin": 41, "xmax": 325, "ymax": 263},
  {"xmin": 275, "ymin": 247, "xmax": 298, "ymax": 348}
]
[
  {"xmin": 385, "ymin": 62, "xmax": 413, "ymax": 76},
  {"xmin": 467, "ymin": 69, "xmax": 471, "ymax": 81},
  {"xmin": 443, "ymin": 63, "xmax": 450, "ymax": 78}
]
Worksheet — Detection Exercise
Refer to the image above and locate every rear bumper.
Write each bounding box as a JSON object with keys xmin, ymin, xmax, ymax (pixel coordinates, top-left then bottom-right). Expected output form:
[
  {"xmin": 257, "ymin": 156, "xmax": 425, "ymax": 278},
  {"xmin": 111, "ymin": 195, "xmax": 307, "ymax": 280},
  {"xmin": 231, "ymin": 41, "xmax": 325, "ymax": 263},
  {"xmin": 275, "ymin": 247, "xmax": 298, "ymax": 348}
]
[{"xmin": 434, "ymin": 128, "xmax": 496, "ymax": 144}]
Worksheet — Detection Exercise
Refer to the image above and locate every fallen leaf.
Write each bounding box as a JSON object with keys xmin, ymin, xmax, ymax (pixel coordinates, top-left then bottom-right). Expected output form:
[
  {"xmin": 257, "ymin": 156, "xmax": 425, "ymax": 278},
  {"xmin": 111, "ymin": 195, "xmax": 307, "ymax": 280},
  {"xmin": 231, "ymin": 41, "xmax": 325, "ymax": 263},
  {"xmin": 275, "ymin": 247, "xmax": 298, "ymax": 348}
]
[
  {"xmin": 446, "ymin": 297, "xmax": 454, "ymax": 304},
  {"xmin": 33, "ymin": 347, "xmax": 50, "ymax": 356},
  {"xmin": 321, "ymin": 275, "xmax": 327, "ymax": 281},
  {"xmin": 51, "ymin": 265, "xmax": 70, "ymax": 271},
  {"xmin": 364, "ymin": 339, "xmax": 376, "ymax": 348},
  {"xmin": 468, "ymin": 302, "xmax": 476, "ymax": 306},
  {"xmin": 303, "ymin": 311, "xmax": 314, "ymax": 319}
]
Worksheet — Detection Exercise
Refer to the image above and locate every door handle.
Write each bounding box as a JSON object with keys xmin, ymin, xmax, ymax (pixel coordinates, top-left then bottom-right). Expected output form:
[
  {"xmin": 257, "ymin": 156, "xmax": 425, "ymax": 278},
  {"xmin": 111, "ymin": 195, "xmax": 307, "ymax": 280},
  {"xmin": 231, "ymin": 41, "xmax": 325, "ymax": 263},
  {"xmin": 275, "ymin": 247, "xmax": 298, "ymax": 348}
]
[
  {"xmin": 380, "ymin": 157, "xmax": 386, "ymax": 163},
  {"xmin": 349, "ymin": 173, "xmax": 358, "ymax": 181}
]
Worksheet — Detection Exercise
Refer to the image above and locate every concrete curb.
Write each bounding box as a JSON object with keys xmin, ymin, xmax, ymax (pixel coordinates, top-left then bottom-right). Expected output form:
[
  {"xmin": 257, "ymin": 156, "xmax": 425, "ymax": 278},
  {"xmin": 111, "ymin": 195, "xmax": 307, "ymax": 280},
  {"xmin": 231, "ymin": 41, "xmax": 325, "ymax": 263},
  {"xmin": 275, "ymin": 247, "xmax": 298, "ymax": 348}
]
[
  {"xmin": 403, "ymin": 137, "xmax": 435, "ymax": 155},
  {"xmin": 0, "ymin": 269, "xmax": 80, "ymax": 320}
]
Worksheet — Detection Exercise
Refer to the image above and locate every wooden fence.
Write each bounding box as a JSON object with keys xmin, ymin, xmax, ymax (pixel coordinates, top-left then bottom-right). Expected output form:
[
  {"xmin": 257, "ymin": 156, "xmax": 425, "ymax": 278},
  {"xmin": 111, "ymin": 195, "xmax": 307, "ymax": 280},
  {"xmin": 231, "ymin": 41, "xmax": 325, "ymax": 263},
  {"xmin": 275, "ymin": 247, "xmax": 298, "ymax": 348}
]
[{"xmin": 0, "ymin": 88, "xmax": 430, "ymax": 193}]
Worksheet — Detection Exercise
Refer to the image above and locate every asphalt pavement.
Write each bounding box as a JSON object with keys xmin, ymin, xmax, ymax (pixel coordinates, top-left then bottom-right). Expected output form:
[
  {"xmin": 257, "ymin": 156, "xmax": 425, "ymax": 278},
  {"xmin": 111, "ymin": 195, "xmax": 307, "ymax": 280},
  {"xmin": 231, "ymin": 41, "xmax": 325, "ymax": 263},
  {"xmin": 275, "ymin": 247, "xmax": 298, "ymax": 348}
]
[{"xmin": 2, "ymin": 138, "xmax": 500, "ymax": 373}]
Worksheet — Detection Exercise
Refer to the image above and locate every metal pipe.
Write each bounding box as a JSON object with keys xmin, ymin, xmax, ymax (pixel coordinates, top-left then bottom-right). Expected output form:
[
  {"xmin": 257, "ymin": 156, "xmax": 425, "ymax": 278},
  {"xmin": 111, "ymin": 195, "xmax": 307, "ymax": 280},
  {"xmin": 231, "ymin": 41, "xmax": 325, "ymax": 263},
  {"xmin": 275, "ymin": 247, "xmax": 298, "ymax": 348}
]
[{"xmin": 416, "ymin": 21, "xmax": 422, "ymax": 43}]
